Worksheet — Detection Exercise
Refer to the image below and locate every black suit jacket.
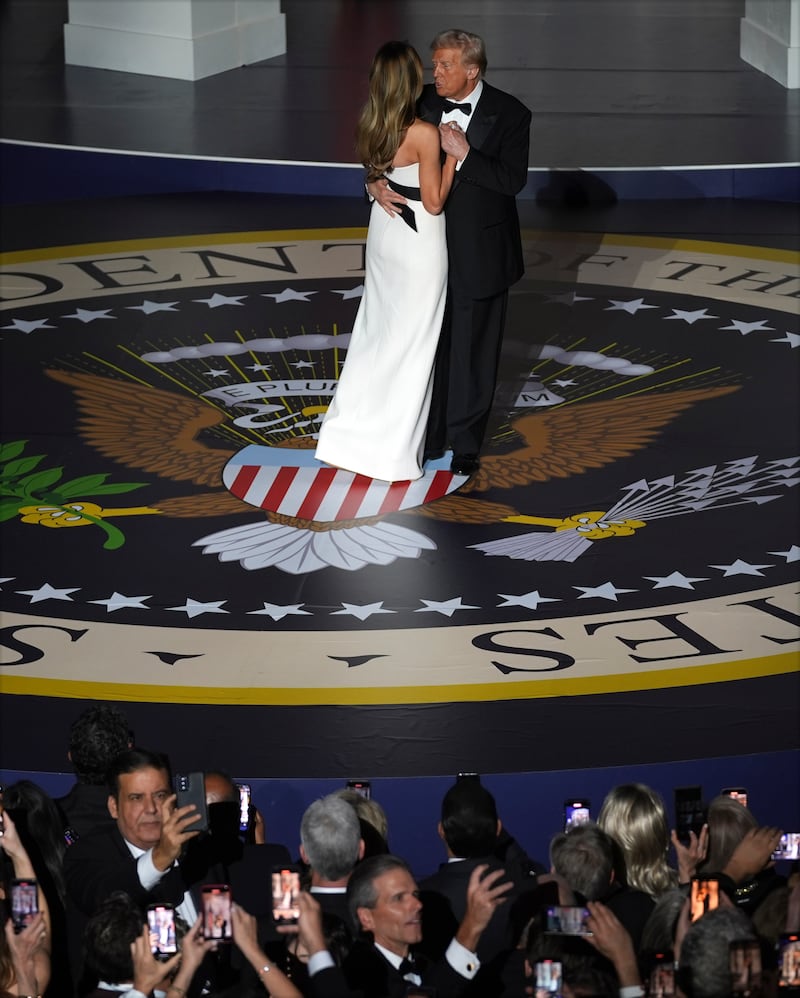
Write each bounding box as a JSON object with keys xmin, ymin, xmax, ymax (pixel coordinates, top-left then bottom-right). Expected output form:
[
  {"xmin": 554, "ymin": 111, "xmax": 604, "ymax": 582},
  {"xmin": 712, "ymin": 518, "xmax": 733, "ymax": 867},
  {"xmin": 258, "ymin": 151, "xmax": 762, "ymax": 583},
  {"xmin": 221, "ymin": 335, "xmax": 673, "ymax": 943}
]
[
  {"xmin": 417, "ymin": 81, "xmax": 531, "ymax": 300},
  {"xmin": 342, "ymin": 938, "xmax": 474, "ymax": 998}
]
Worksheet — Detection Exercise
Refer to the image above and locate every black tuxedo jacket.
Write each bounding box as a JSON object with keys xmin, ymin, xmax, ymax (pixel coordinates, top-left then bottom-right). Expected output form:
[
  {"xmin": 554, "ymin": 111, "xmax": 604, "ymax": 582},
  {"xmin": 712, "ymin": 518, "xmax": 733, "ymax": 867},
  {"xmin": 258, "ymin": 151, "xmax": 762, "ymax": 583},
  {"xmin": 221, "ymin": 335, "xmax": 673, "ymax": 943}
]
[
  {"xmin": 342, "ymin": 938, "xmax": 474, "ymax": 998},
  {"xmin": 417, "ymin": 81, "xmax": 531, "ymax": 300}
]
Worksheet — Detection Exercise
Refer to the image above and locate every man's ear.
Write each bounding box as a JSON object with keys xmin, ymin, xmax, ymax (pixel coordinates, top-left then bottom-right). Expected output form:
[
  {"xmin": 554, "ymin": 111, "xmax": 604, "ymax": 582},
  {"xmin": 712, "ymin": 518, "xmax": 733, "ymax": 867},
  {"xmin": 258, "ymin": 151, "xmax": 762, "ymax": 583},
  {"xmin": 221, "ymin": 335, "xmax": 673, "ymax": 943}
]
[
  {"xmin": 107, "ymin": 794, "xmax": 118, "ymax": 819},
  {"xmin": 496, "ymin": 818, "xmax": 503, "ymax": 837},
  {"xmin": 437, "ymin": 821, "xmax": 445, "ymax": 842},
  {"xmin": 357, "ymin": 837, "xmax": 366, "ymax": 861},
  {"xmin": 299, "ymin": 844, "xmax": 309, "ymax": 865},
  {"xmin": 357, "ymin": 905, "xmax": 374, "ymax": 933}
]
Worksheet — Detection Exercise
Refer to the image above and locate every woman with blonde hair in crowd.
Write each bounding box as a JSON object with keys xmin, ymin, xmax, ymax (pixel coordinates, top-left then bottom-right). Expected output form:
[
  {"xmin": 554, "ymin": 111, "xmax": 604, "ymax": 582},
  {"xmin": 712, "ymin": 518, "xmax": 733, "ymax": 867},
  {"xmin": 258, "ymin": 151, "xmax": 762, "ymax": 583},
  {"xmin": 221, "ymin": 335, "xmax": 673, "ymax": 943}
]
[{"xmin": 598, "ymin": 783, "xmax": 679, "ymax": 899}]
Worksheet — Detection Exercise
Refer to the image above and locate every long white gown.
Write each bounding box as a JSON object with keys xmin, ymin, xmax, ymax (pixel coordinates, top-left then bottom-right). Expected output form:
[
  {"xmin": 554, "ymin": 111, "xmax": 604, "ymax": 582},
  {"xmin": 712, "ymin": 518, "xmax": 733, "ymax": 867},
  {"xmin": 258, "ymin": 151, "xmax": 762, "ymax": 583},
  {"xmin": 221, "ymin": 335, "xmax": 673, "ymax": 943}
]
[{"xmin": 314, "ymin": 162, "xmax": 447, "ymax": 482}]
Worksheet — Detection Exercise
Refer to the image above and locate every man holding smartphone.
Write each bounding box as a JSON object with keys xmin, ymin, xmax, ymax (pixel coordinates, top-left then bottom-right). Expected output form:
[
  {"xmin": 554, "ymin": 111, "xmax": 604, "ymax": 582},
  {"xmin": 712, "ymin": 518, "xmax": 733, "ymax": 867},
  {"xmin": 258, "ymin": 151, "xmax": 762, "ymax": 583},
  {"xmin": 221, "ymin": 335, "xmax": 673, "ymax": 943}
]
[{"xmin": 64, "ymin": 749, "xmax": 210, "ymax": 987}]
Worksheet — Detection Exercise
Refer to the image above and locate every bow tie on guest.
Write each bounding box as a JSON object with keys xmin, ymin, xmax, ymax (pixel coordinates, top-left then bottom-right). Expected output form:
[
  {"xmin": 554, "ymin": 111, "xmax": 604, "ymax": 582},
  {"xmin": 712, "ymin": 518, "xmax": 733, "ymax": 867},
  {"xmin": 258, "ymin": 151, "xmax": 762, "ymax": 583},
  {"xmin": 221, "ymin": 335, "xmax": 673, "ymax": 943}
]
[
  {"xmin": 399, "ymin": 954, "xmax": 417, "ymax": 979},
  {"xmin": 446, "ymin": 101, "xmax": 472, "ymax": 115}
]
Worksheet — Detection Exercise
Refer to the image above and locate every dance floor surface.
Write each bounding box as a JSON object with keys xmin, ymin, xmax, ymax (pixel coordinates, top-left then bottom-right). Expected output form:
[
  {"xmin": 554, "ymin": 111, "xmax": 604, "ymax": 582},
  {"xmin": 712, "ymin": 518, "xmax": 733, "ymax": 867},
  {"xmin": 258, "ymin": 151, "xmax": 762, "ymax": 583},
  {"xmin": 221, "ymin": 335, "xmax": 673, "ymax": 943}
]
[{"xmin": 1, "ymin": 189, "xmax": 798, "ymax": 784}]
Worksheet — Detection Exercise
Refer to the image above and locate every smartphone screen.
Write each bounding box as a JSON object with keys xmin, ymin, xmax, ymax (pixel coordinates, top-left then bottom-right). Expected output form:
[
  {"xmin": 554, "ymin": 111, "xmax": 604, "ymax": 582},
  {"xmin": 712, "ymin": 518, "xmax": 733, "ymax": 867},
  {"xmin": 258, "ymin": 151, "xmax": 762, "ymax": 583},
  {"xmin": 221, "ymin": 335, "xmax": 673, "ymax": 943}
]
[
  {"xmin": 563, "ymin": 798, "xmax": 591, "ymax": 830},
  {"xmin": 648, "ymin": 956, "xmax": 676, "ymax": 997},
  {"xmin": 545, "ymin": 905, "xmax": 592, "ymax": 936},
  {"xmin": 772, "ymin": 832, "xmax": 800, "ymax": 861},
  {"xmin": 346, "ymin": 780, "xmax": 371, "ymax": 799},
  {"xmin": 175, "ymin": 771, "xmax": 208, "ymax": 832},
  {"xmin": 11, "ymin": 879, "xmax": 38, "ymax": 933},
  {"xmin": 675, "ymin": 786, "xmax": 705, "ymax": 845},
  {"xmin": 534, "ymin": 959, "xmax": 563, "ymax": 996},
  {"xmin": 730, "ymin": 939, "xmax": 762, "ymax": 995},
  {"xmin": 237, "ymin": 784, "xmax": 251, "ymax": 832},
  {"xmin": 147, "ymin": 904, "xmax": 177, "ymax": 957},
  {"xmin": 778, "ymin": 933, "xmax": 800, "ymax": 988},
  {"xmin": 721, "ymin": 786, "xmax": 748, "ymax": 807},
  {"xmin": 201, "ymin": 884, "xmax": 232, "ymax": 941},
  {"xmin": 690, "ymin": 877, "xmax": 720, "ymax": 922},
  {"xmin": 272, "ymin": 866, "xmax": 301, "ymax": 923}
]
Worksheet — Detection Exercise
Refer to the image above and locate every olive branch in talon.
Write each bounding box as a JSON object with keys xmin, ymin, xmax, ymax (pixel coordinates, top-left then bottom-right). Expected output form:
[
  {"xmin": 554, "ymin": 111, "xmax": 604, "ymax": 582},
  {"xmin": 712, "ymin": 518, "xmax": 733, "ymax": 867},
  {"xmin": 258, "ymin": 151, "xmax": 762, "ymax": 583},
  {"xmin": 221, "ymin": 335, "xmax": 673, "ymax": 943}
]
[{"xmin": 1, "ymin": 439, "xmax": 160, "ymax": 550}]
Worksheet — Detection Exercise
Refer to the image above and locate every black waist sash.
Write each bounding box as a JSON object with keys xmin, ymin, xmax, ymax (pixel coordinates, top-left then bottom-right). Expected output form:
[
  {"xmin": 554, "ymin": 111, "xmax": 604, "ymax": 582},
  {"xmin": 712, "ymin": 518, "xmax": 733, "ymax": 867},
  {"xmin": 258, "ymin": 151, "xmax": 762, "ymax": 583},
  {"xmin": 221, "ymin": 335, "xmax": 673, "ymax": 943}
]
[{"xmin": 386, "ymin": 178, "xmax": 421, "ymax": 231}]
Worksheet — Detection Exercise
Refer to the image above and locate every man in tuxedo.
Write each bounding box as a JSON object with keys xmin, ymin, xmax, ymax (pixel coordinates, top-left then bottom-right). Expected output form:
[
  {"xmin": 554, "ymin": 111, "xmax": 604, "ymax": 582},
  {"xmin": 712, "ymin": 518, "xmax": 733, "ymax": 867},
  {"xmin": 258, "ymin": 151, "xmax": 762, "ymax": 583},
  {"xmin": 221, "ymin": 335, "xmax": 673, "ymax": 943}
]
[
  {"xmin": 341, "ymin": 853, "xmax": 512, "ymax": 998},
  {"xmin": 371, "ymin": 28, "xmax": 531, "ymax": 477},
  {"xmin": 301, "ymin": 793, "xmax": 365, "ymax": 928},
  {"xmin": 64, "ymin": 748, "xmax": 206, "ymax": 991}
]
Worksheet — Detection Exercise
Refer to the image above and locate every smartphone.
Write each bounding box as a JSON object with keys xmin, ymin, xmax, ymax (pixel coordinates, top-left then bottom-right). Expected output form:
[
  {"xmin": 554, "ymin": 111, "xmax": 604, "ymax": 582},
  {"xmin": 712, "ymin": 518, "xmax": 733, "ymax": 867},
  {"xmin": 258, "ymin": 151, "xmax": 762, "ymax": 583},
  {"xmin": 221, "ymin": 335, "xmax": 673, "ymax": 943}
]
[
  {"xmin": 64, "ymin": 826, "xmax": 79, "ymax": 846},
  {"xmin": 11, "ymin": 878, "xmax": 38, "ymax": 933},
  {"xmin": 675, "ymin": 786, "xmax": 706, "ymax": 846},
  {"xmin": 175, "ymin": 771, "xmax": 208, "ymax": 833},
  {"xmin": 648, "ymin": 953, "xmax": 676, "ymax": 997},
  {"xmin": 778, "ymin": 933, "xmax": 800, "ymax": 989},
  {"xmin": 237, "ymin": 783, "xmax": 251, "ymax": 832},
  {"xmin": 456, "ymin": 772, "xmax": 480, "ymax": 783},
  {"xmin": 545, "ymin": 905, "xmax": 592, "ymax": 936},
  {"xmin": 690, "ymin": 876, "xmax": 720, "ymax": 922},
  {"xmin": 147, "ymin": 903, "xmax": 178, "ymax": 958},
  {"xmin": 729, "ymin": 938, "xmax": 762, "ymax": 996},
  {"xmin": 346, "ymin": 780, "xmax": 371, "ymax": 800},
  {"xmin": 772, "ymin": 833, "xmax": 800, "ymax": 861},
  {"xmin": 201, "ymin": 884, "xmax": 232, "ymax": 941},
  {"xmin": 721, "ymin": 786, "xmax": 748, "ymax": 807},
  {"xmin": 563, "ymin": 798, "xmax": 591, "ymax": 830},
  {"xmin": 272, "ymin": 865, "xmax": 301, "ymax": 924},
  {"xmin": 534, "ymin": 959, "xmax": 563, "ymax": 997}
]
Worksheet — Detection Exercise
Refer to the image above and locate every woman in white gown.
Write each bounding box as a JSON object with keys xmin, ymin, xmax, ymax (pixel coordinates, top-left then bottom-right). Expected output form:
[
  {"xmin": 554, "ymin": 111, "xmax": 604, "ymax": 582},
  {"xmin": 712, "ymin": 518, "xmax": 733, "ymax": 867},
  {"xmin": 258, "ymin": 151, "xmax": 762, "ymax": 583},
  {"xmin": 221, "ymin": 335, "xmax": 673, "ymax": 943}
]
[{"xmin": 315, "ymin": 41, "xmax": 457, "ymax": 482}]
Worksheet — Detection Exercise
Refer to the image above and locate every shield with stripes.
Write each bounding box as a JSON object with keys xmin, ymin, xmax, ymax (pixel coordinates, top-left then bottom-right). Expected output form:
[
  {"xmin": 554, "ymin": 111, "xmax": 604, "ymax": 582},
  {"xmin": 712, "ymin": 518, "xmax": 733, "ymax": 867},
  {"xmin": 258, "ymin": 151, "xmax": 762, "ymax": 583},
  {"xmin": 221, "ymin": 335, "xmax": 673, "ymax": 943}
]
[{"xmin": 223, "ymin": 445, "xmax": 467, "ymax": 523}]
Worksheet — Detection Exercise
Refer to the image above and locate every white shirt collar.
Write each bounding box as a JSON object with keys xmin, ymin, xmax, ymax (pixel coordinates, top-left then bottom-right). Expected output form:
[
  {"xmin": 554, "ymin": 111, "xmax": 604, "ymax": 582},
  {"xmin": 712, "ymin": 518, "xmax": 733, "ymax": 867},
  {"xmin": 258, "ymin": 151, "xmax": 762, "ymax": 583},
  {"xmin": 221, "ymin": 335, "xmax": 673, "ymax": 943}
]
[{"xmin": 444, "ymin": 79, "xmax": 484, "ymax": 113}]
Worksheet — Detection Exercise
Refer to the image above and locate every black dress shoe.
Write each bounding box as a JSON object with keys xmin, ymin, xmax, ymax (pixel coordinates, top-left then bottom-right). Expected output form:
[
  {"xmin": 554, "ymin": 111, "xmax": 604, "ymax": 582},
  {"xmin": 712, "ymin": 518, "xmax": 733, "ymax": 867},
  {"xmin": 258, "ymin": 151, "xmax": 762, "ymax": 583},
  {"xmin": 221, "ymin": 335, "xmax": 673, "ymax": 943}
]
[{"xmin": 450, "ymin": 453, "xmax": 480, "ymax": 476}]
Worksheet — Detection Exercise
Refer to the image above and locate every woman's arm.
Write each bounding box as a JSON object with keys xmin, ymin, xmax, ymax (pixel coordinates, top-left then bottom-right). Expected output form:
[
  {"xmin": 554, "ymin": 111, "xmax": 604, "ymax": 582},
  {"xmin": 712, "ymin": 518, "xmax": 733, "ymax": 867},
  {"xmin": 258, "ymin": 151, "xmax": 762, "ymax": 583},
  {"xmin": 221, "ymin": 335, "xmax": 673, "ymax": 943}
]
[
  {"xmin": 415, "ymin": 121, "xmax": 456, "ymax": 215},
  {"xmin": 231, "ymin": 904, "xmax": 303, "ymax": 998}
]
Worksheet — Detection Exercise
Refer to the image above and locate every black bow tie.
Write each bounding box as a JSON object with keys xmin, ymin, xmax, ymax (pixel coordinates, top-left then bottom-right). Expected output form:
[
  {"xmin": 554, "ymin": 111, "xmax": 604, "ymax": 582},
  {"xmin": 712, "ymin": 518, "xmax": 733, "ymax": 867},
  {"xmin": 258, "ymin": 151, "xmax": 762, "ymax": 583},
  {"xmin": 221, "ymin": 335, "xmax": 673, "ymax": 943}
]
[
  {"xmin": 446, "ymin": 101, "xmax": 472, "ymax": 115},
  {"xmin": 399, "ymin": 955, "xmax": 417, "ymax": 978}
]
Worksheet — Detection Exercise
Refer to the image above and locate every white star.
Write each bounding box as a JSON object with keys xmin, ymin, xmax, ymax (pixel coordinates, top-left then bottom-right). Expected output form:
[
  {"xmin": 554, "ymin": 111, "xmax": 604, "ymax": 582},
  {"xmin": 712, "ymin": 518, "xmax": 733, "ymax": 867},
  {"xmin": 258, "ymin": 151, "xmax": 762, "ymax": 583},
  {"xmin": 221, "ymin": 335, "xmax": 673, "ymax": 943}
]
[
  {"xmin": 247, "ymin": 363, "xmax": 274, "ymax": 372},
  {"xmin": 709, "ymin": 559, "xmax": 772, "ymax": 577},
  {"xmin": 127, "ymin": 300, "xmax": 180, "ymax": 314},
  {"xmin": 718, "ymin": 319, "xmax": 774, "ymax": 335},
  {"xmin": 496, "ymin": 591, "xmax": 560, "ymax": 610},
  {"xmin": 606, "ymin": 298, "xmax": 658, "ymax": 314},
  {"xmin": 203, "ymin": 369, "xmax": 230, "ymax": 378},
  {"xmin": 574, "ymin": 582, "xmax": 638, "ymax": 601},
  {"xmin": 16, "ymin": 582, "xmax": 79, "ymax": 603},
  {"xmin": 551, "ymin": 379, "xmax": 577, "ymax": 388},
  {"xmin": 546, "ymin": 291, "xmax": 593, "ymax": 306},
  {"xmin": 63, "ymin": 307, "xmax": 115, "ymax": 323},
  {"xmin": 331, "ymin": 602, "xmax": 395, "ymax": 620},
  {"xmin": 664, "ymin": 308, "xmax": 718, "ymax": 324},
  {"xmin": 768, "ymin": 545, "xmax": 800, "ymax": 563},
  {"xmin": 167, "ymin": 598, "xmax": 229, "ymax": 617},
  {"xmin": 2, "ymin": 317, "xmax": 55, "ymax": 333},
  {"xmin": 248, "ymin": 602, "xmax": 312, "ymax": 621},
  {"xmin": 415, "ymin": 597, "xmax": 480, "ymax": 617},
  {"xmin": 193, "ymin": 293, "xmax": 247, "ymax": 308},
  {"xmin": 644, "ymin": 571, "xmax": 709, "ymax": 590},
  {"xmin": 771, "ymin": 331, "xmax": 800, "ymax": 348},
  {"xmin": 262, "ymin": 288, "xmax": 317, "ymax": 303},
  {"xmin": 332, "ymin": 285, "xmax": 364, "ymax": 300},
  {"xmin": 292, "ymin": 360, "xmax": 316, "ymax": 370},
  {"xmin": 88, "ymin": 592, "xmax": 152, "ymax": 612},
  {"xmin": 0, "ymin": 578, "xmax": 14, "ymax": 587}
]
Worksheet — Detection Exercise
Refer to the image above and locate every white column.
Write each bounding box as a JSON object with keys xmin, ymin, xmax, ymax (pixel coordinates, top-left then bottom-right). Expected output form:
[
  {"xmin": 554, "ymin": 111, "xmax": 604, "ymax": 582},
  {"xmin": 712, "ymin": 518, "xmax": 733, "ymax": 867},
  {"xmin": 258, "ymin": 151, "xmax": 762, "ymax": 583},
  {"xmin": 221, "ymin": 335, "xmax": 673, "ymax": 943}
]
[
  {"xmin": 740, "ymin": 0, "xmax": 799, "ymax": 88},
  {"xmin": 64, "ymin": 0, "xmax": 286, "ymax": 81}
]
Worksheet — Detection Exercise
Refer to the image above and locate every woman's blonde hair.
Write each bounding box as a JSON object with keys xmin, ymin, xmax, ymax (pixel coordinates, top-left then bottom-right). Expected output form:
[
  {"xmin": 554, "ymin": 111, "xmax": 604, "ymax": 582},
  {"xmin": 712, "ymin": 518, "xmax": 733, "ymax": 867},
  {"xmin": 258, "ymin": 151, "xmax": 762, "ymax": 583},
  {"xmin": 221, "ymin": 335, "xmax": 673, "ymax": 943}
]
[
  {"xmin": 598, "ymin": 783, "xmax": 676, "ymax": 898},
  {"xmin": 356, "ymin": 41, "xmax": 424, "ymax": 183}
]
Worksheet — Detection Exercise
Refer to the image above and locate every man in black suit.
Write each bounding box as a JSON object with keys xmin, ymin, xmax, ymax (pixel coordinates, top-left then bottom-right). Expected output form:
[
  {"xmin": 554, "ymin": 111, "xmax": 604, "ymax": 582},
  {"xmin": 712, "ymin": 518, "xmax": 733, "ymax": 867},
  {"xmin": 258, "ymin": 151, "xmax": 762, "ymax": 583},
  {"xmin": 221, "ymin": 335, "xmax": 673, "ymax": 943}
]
[
  {"xmin": 372, "ymin": 28, "xmax": 531, "ymax": 477},
  {"xmin": 64, "ymin": 748, "xmax": 207, "ymax": 992},
  {"xmin": 340, "ymin": 853, "xmax": 511, "ymax": 998}
]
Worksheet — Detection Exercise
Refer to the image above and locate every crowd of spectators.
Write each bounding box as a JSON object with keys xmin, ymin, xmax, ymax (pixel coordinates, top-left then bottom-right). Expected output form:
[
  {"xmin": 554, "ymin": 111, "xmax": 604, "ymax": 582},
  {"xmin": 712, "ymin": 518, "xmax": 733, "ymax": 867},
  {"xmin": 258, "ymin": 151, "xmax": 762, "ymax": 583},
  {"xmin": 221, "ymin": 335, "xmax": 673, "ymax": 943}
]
[{"xmin": 0, "ymin": 704, "xmax": 797, "ymax": 998}]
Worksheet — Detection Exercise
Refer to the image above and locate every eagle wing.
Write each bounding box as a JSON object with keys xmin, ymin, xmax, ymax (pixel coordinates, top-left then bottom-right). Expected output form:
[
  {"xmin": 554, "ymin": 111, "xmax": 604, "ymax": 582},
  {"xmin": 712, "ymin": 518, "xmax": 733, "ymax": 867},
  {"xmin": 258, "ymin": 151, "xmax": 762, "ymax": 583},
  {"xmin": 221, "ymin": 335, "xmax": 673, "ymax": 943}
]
[
  {"xmin": 473, "ymin": 385, "xmax": 739, "ymax": 491},
  {"xmin": 413, "ymin": 495, "xmax": 521, "ymax": 523},
  {"xmin": 46, "ymin": 369, "xmax": 234, "ymax": 486}
]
